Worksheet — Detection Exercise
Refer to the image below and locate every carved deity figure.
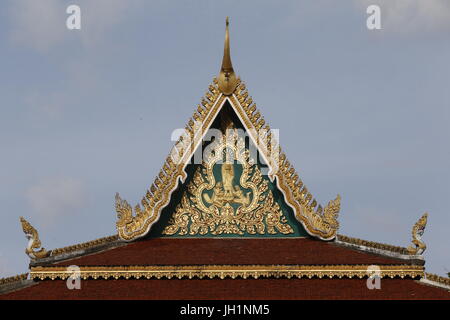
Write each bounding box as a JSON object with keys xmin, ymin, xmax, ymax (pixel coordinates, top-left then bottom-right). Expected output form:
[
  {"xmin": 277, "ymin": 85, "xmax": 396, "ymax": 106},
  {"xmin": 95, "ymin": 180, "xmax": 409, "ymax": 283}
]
[
  {"xmin": 203, "ymin": 162, "xmax": 250, "ymax": 208},
  {"xmin": 221, "ymin": 162, "xmax": 235, "ymax": 201}
]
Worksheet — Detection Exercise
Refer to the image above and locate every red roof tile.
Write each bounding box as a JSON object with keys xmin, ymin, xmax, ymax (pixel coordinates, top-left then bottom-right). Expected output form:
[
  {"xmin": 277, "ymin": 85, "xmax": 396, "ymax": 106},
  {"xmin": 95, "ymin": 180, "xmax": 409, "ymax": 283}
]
[
  {"xmin": 53, "ymin": 238, "xmax": 411, "ymax": 267},
  {"xmin": 1, "ymin": 278, "xmax": 449, "ymax": 300}
]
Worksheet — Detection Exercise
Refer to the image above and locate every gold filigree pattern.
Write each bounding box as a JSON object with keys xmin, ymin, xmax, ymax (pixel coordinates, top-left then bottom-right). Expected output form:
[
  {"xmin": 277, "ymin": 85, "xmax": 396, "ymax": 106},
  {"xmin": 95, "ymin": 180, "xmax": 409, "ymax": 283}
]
[
  {"xmin": 162, "ymin": 135, "xmax": 294, "ymax": 236},
  {"xmin": 407, "ymin": 213, "xmax": 428, "ymax": 255},
  {"xmin": 29, "ymin": 265, "xmax": 424, "ymax": 281},
  {"xmin": 20, "ymin": 217, "xmax": 51, "ymax": 259}
]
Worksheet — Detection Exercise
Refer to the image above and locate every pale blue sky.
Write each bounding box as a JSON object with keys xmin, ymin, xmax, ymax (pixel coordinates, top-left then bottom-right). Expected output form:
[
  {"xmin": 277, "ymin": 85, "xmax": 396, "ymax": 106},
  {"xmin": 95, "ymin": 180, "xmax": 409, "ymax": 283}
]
[{"xmin": 0, "ymin": 0, "xmax": 449, "ymax": 278}]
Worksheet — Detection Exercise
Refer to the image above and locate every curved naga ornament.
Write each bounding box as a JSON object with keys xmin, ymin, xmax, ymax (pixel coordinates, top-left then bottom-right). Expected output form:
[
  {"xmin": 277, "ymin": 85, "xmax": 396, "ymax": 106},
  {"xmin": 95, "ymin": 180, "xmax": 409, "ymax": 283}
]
[
  {"xmin": 20, "ymin": 217, "xmax": 51, "ymax": 259},
  {"xmin": 163, "ymin": 133, "xmax": 294, "ymax": 236},
  {"xmin": 407, "ymin": 213, "xmax": 428, "ymax": 255}
]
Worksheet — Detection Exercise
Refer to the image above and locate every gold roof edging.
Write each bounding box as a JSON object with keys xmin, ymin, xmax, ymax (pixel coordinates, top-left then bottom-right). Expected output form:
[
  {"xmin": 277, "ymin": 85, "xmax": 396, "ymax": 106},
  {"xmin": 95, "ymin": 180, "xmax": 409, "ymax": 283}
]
[{"xmin": 30, "ymin": 264, "xmax": 424, "ymax": 281}]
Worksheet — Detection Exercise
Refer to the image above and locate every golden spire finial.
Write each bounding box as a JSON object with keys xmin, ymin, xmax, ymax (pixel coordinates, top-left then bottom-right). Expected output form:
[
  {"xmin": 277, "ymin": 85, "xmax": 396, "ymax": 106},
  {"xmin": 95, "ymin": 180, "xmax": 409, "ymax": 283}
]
[{"xmin": 218, "ymin": 17, "xmax": 238, "ymax": 95}]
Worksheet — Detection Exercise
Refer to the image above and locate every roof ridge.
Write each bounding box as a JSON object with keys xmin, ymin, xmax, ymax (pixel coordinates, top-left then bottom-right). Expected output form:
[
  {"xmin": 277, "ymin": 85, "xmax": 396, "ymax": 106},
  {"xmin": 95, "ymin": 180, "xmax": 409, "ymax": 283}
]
[
  {"xmin": 0, "ymin": 273, "xmax": 28, "ymax": 286},
  {"xmin": 425, "ymin": 272, "xmax": 450, "ymax": 287},
  {"xmin": 336, "ymin": 234, "xmax": 409, "ymax": 255},
  {"xmin": 51, "ymin": 235, "xmax": 118, "ymax": 256}
]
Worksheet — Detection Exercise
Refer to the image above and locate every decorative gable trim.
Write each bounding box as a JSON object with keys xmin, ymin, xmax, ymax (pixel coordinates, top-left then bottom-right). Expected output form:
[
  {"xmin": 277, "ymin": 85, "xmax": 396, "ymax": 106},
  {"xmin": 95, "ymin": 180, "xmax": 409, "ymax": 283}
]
[{"xmin": 30, "ymin": 264, "xmax": 424, "ymax": 281}]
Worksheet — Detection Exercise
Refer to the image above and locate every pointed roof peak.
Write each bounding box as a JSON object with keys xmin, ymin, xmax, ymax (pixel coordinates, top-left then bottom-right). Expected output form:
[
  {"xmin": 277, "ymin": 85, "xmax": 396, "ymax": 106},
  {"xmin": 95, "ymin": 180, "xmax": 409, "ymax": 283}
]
[{"xmin": 218, "ymin": 17, "xmax": 238, "ymax": 95}]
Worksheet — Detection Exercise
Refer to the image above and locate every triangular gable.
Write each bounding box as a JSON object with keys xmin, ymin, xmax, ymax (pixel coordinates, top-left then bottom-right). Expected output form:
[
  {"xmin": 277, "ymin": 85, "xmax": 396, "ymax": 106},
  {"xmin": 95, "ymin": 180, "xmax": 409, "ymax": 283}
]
[
  {"xmin": 145, "ymin": 102, "xmax": 308, "ymax": 238},
  {"xmin": 115, "ymin": 78, "xmax": 340, "ymax": 241},
  {"xmin": 115, "ymin": 19, "xmax": 340, "ymax": 242}
]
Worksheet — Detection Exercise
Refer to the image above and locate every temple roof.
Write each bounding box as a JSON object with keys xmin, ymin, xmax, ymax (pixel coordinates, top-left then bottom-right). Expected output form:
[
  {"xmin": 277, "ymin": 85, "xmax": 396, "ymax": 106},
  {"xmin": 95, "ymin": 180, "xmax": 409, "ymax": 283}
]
[
  {"xmin": 1, "ymin": 19, "xmax": 448, "ymax": 300},
  {"xmin": 37, "ymin": 238, "xmax": 421, "ymax": 267},
  {"xmin": 1, "ymin": 278, "xmax": 449, "ymax": 300}
]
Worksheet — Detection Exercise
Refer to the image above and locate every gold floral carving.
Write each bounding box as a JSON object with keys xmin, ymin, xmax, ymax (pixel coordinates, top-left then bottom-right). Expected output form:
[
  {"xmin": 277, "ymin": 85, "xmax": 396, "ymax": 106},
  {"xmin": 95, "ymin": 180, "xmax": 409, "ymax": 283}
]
[
  {"xmin": 30, "ymin": 265, "xmax": 424, "ymax": 281},
  {"xmin": 162, "ymin": 134, "xmax": 294, "ymax": 236},
  {"xmin": 20, "ymin": 217, "xmax": 51, "ymax": 259},
  {"xmin": 407, "ymin": 213, "xmax": 428, "ymax": 255}
]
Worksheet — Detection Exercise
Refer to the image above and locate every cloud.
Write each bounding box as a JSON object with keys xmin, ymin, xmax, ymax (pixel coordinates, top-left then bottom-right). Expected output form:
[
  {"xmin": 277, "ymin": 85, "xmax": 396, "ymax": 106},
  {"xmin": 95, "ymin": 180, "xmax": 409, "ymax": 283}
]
[
  {"xmin": 7, "ymin": 0, "xmax": 145, "ymax": 52},
  {"xmin": 26, "ymin": 177, "xmax": 87, "ymax": 226},
  {"xmin": 351, "ymin": 206, "xmax": 405, "ymax": 234},
  {"xmin": 78, "ymin": 0, "xmax": 143, "ymax": 46},
  {"xmin": 24, "ymin": 91, "xmax": 66, "ymax": 121},
  {"xmin": 356, "ymin": 0, "xmax": 450, "ymax": 33},
  {"xmin": 8, "ymin": 0, "xmax": 66, "ymax": 52},
  {"xmin": 0, "ymin": 254, "xmax": 9, "ymax": 278}
]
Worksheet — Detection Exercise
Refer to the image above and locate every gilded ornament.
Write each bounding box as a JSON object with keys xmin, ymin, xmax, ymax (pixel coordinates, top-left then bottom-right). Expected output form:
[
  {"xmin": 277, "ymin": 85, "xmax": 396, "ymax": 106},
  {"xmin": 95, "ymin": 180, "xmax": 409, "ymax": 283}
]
[
  {"xmin": 407, "ymin": 213, "xmax": 428, "ymax": 255},
  {"xmin": 163, "ymin": 135, "xmax": 294, "ymax": 236},
  {"xmin": 20, "ymin": 217, "xmax": 51, "ymax": 259},
  {"xmin": 29, "ymin": 265, "xmax": 424, "ymax": 281},
  {"xmin": 218, "ymin": 17, "xmax": 238, "ymax": 95}
]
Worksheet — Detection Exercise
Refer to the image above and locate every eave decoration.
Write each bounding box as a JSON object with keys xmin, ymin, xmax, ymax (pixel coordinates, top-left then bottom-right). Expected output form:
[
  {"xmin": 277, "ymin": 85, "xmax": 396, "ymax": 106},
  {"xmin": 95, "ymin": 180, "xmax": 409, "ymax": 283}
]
[
  {"xmin": 30, "ymin": 265, "xmax": 424, "ymax": 281},
  {"xmin": 115, "ymin": 18, "xmax": 341, "ymax": 242}
]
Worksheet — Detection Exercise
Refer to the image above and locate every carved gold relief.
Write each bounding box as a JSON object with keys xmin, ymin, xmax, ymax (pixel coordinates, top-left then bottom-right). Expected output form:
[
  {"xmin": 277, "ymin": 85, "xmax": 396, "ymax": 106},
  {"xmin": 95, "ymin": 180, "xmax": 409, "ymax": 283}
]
[
  {"xmin": 30, "ymin": 265, "xmax": 424, "ymax": 281},
  {"xmin": 163, "ymin": 133, "xmax": 294, "ymax": 236}
]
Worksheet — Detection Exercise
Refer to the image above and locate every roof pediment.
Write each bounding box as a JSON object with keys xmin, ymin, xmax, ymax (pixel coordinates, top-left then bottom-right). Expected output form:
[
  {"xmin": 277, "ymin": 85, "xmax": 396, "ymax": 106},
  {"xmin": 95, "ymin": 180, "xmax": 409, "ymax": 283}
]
[
  {"xmin": 115, "ymin": 19, "xmax": 340, "ymax": 241},
  {"xmin": 115, "ymin": 78, "xmax": 340, "ymax": 241}
]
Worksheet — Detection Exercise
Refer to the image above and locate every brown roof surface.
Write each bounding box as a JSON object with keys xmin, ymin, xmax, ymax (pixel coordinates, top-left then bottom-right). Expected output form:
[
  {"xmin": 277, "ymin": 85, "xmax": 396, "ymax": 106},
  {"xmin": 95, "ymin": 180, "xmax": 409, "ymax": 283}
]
[
  {"xmin": 52, "ymin": 238, "xmax": 411, "ymax": 267},
  {"xmin": 1, "ymin": 278, "xmax": 449, "ymax": 300}
]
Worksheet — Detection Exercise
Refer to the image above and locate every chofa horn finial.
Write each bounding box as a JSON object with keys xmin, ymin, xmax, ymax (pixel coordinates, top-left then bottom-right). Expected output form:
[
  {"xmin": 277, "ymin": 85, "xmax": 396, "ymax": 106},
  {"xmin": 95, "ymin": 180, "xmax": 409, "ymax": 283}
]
[{"xmin": 218, "ymin": 17, "xmax": 238, "ymax": 95}]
